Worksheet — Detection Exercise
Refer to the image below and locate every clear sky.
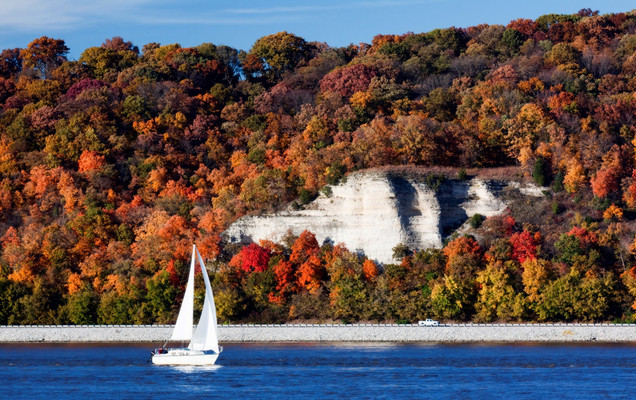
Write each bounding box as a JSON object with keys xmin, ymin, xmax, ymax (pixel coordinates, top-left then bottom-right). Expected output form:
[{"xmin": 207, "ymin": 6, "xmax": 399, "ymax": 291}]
[{"xmin": 0, "ymin": 0, "xmax": 634, "ymax": 59}]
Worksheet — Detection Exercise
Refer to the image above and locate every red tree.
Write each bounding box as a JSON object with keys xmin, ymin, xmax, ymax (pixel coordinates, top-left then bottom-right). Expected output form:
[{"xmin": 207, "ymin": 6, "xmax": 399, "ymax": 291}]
[
  {"xmin": 290, "ymin": 230, "xmax": 320, "ymax": 264},
  {"xmin": 590, "ymin": 146, "xmax": 624, "ymax": 199},
  {"xmin": 503, "ymin": 215, "xmax": 517, "ymax": 235},
  {"xmin": 320, "ymin": 64, "xmax": 377, "ymax": 97},
  {"xmin": 0, "ymin": 48, "xmax": 22, "ymax": 77},
  {"xmin": 101, "ymin": 36, "xmax": 138, "ymax": 53},
  {"xmin": 288, "ymin": 230, "xmax": 325, "ymax": 293},
  {"xmin": 78, "ymin": 150, "xmax": 106, "ymax": 173},
  {"xmin": 362, "ymin": 259, "xmax": 379, "ymax": 281},
  {"xmin": 509, "ymin": 230, "xmax": 541, "ymax": 263},
  {"xmin": 269, "ymin": 259, "xmax": 296, "ymax": 304},
  {"xmin": 65, "ymin": 78, "xmax": 107, "ymax": 99},
  {"xmin": 567, "ymin": 227, "xmax": 598, "ymax": 249},
  {"xmin": 506, "ymin": 18, "xmax": 537, "ymax": 38},
  {"xmin": 443, "ymin": 236, "xmax": 483, "ymax": 278},
  {"xmin": 230, "ymin": 243, "xmax": 271, "ymax": 273},
  {"xmin": 296, "ymin": 253, "xmax": 324, "ymax": 293},
  {"xmin": 623, "ymin": 170, "xmax": 636, "ymax": 208},
  {"xmin": 443, "ymin": 236, "xmax": 482, "ymax": 263}
]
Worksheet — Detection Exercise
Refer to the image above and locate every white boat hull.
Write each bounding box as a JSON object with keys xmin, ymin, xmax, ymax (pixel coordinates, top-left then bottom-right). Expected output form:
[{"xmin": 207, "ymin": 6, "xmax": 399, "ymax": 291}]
[{"xmin": 152, "ymin": 349, "xmax": 219, "ymax": 366}]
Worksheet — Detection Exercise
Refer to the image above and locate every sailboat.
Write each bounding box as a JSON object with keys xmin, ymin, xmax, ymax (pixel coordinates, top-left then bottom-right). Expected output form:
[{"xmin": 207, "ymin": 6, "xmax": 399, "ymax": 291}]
[{"xmin": 151, "ymin": 244, "xmax": 222, "ymax": 365}]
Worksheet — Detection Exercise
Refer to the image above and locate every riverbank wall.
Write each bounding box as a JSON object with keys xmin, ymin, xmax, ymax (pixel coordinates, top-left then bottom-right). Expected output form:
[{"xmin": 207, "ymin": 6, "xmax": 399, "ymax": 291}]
[{"xmin": 0, "ymin": 324, "xmax": 635, "ymax": 343}]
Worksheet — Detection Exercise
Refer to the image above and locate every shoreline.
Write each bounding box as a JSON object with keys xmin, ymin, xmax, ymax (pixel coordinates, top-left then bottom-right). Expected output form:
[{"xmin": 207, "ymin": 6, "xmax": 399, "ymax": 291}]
[{"xmin": 0, "ymin": 323, "xmax": 635, "ymax": 343}]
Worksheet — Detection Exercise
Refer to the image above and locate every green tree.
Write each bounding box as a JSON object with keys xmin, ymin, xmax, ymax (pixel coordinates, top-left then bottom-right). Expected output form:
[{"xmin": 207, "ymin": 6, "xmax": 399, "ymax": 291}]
[
  {"xmin": 554, "ymin": 233, "xmax": 584, "ymax": 265},
  {"xmin": 392, "ymin": 243, "xmax": 411, "ymax": 261},
  {"xmin": 144, "ymin": 270, "xmax": 179, "ymax": 323},
  {"xmin": 244, "ymin": 269, "xmax": 277, "ymax": 311},
  {"xmin": 532, "ymin": 156, "xmax": 548, "ymax": 186},
  {"xmin": 546, "ymin": 42, "xmax": 580, "ymax": 66},
  {"xmin": 327, "ymin": 251, "xmax": 370, "ymax": 321},
  {"xmin": 501, "ymin": 28, "xmax": 525, "ymax": 54},
  {"xmin": 97, "ymin": 291, "xmax": 138, "ymax": 324},
  {"xmin": 215, "ymin": 288, "xmax": 247, "ymax": 322},
  {"xmin": 431, "ymin": 276, "xmax": 475, "ymax": 320},
  {"xmin": 250, "ymin": 32, "xmax": 312, "ymax": 79},
  {"xmin": 62, "ymin": 287, "xmax": 99, "ymax": 324},
  {"xmin": 536, "ymin": 269, "xmax": 615, "ymax": 321},
  {"xmin": 425, "ymin": 88, "xmax": 456, "ymax": 122},
  {"xmin": 0, "ymin": 277, "xmax": 28, "ymax": 324},
  {"xmin": 16, "ymin": 277, "xmax": 60, "ymax": 324},
  {"xmin": 79, "ymin": 45, "xmax": 138, "ymax": 80}
]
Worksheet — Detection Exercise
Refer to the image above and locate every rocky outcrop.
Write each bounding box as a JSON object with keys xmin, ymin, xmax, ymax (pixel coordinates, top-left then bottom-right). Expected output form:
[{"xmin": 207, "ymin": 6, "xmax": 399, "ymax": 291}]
[{"xmin": 224, "ymin": 171, "xmax": 538, "ymax": 264}]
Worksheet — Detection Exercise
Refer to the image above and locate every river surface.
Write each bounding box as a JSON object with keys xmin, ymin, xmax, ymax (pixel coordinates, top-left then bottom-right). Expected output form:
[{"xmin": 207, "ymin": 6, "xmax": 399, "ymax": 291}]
[{"xmin": 0, "ymin": 343, "xmax": 634, "ymax": 399}]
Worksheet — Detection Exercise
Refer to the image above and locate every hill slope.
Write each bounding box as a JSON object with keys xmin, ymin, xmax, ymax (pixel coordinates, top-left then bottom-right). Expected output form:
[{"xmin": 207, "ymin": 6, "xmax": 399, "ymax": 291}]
[{"xmin": 0, "ymin": 10, "xmax": 634, "ymax": 324}]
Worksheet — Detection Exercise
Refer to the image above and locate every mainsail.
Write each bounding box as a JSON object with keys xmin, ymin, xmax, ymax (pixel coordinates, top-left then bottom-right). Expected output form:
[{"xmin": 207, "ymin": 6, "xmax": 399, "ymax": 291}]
[
  {"xmin": 169, "ymin": 246, "xmax": 196, "ymax": 341},
  {"xmin": 190, "ymin": 247, "xmax": 220, "ymax": 353}
]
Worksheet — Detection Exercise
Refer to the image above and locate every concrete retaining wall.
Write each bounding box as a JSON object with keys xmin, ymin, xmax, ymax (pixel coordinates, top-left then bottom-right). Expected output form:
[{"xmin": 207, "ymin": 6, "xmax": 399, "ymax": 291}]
[{"xmin": 1, "ymin": 324, "xmax": 635, "ymax": 343}]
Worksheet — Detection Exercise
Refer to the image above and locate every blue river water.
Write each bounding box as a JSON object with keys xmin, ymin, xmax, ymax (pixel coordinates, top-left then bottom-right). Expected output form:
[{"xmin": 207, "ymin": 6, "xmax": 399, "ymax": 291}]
[{"xmin": 0, "ymin": 343, "xmax": 634, "ymax": 399}]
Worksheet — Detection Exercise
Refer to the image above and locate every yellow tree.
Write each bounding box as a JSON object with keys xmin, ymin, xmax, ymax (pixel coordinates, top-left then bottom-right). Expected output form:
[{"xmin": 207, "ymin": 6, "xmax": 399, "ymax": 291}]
[
  {"xmin": 475, "ymin": 261, "xmax": 526, "ymax": 321},
  {"xmin": 563, "ymin": 157, "xmax": 586, "ymax": 193},
  {"xmin": 503, "ymin": 103, "xmax": 552, "ymax": 163},
  {"xmin": 521, "ymin": 258, "xmax": 553, "ymax": 303}
]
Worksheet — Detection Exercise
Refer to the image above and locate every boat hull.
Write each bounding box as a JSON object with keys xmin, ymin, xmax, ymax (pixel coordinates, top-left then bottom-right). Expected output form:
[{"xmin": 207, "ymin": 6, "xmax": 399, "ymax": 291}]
[{"xmin": 152, "ymin": 349, "xmax": 219, "ymax": 366}]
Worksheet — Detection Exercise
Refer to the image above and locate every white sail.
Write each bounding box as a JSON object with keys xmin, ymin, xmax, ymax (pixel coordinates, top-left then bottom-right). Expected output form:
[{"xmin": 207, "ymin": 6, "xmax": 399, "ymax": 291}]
[
  {"xmin": 152, "ymin": 244, "xmax": 221, "ymax": 365},
  {"xmin": 189, "ymin": 247, "xmax": 219, "ymax": 353},
  {"xmin": 169, "ymin": 245, "xmax": 196, "ymax": 341}
]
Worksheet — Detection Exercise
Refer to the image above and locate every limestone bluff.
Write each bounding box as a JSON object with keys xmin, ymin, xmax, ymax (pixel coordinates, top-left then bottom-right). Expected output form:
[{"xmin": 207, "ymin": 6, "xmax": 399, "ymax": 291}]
[{"xmin": 224, "ymin": 170, "xmax": 543, "ymax": 264}]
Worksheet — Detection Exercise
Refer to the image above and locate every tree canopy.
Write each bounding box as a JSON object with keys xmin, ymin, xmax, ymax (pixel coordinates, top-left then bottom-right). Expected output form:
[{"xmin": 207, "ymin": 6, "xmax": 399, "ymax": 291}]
[{"xmin": 0, "ymin": 9, "xmax": 636, "ymax": 324}]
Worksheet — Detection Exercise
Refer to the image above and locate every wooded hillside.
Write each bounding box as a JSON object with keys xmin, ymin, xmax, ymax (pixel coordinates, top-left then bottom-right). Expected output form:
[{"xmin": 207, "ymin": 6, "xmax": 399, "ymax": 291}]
[{"xmin": 0, "ymin": 9, "xmax": 635, "ymax": 324}]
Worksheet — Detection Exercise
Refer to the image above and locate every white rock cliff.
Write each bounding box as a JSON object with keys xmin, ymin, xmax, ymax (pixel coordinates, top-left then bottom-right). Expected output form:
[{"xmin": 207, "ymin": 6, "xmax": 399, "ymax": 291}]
[{"xmin": 224, "ymin": 171, "xmax": 530, "ymax": 264}]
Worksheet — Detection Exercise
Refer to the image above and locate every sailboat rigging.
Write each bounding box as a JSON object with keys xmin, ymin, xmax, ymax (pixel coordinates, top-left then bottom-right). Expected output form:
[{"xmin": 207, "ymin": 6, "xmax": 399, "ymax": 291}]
[{"xmin": 151, "ymin": 244, "xmax": 222, "ymax": 365}]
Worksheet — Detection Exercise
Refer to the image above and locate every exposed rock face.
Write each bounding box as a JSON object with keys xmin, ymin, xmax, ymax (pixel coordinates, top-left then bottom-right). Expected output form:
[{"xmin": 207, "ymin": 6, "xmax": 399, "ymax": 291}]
[{"xmin": 225, "ymin": 171, "xmax": 531, "ymax": 264}]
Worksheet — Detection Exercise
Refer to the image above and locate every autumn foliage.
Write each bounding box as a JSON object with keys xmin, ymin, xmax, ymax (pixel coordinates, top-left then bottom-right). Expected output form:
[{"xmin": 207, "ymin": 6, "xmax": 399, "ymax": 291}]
[
  {"xmin": 229, "ymin": 243, "xmax": 271, "ymax": 273},
  {"xmin": 509, "ymin": 230, "xmax": 541, "ymax": 264},
  {"xmin": 0, "ymin": 10, "xmax": 635, "ymax": 325}
]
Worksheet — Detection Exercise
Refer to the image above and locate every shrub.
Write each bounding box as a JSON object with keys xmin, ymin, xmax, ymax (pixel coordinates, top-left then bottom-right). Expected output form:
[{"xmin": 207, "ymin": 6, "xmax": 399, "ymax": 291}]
[
  {"xmin": 425, "ymin": 174, "xmax": 445, "ymax": 191},
  {"xmin": 320, "ymin": 185, "xmax": 332, "ymax": 198},
  {"xmin": 299, "ymin": 188, "xmax": 316, "ymax": 204},
  {"xmin": 469, "ymin": 214, "xmax": 486, "ymax": 229},
  {"xmin": 457, "ymin": 168, "xmax": 467, "ymax": 180}
]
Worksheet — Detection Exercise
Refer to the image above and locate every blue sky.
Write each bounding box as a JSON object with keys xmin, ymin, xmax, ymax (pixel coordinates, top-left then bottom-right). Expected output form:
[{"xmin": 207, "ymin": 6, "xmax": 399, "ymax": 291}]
[{"xmin": 0, "ymin": 0, "xmax": 634, "ymax": 59}]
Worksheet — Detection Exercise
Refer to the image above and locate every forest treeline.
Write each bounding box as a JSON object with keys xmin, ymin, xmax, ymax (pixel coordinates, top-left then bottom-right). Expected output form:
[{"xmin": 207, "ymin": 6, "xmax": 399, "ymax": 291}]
[{"xmin": 0, "ymin": 9, "xmax": 635, "ymax": 324}]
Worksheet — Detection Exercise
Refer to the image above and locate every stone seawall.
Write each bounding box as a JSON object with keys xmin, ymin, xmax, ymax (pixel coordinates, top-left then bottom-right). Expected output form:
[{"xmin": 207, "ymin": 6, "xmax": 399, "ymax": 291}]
[{"xmin": 1, "ymin": 324, "xmax": 635, "ymax": 343}]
